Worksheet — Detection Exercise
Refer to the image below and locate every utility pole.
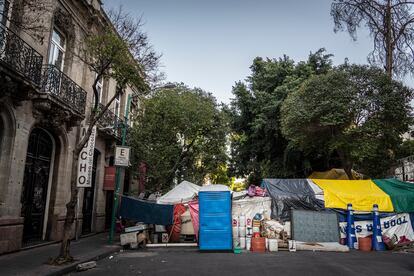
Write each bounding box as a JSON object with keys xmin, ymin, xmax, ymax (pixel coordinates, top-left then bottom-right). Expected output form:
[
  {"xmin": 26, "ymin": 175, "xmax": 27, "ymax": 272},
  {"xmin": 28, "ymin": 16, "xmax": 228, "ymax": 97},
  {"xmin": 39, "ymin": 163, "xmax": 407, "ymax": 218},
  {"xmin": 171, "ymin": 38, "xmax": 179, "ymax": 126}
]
[{"xmin": 109, "ymin": 94, "xmax": 133, "ymax": 243}]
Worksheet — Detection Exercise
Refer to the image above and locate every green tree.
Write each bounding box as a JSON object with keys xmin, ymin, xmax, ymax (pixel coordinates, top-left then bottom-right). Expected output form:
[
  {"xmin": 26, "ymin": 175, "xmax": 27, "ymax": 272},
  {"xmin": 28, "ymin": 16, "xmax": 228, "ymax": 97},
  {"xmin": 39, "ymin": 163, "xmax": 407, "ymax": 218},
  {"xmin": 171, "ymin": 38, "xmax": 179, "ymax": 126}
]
[
  {"xmin": 281, "ymin": 64, "xmax": 412, "ymax": 179},
  {"xmin": 331, "ymin": 0, "xmax": 414, "ymax": 78},
  {"xmin": 56, "ymin": 14, "xmax": 149, "ymax": 263},
  {"xmin": 131, "ymin": 84, "xmax": 228, "ymax": 191},
  {"xmin": 229, "ymin": 49, "xmax": 333, "ymax": 181}
]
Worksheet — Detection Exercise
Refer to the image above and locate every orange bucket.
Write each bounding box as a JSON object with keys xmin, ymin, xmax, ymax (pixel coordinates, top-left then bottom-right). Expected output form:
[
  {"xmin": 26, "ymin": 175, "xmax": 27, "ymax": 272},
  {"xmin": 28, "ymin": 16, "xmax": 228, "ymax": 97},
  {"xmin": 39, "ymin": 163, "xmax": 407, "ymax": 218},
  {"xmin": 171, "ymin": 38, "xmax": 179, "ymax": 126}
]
[
  {"xmin": 251, "ymin": 237, "xmax": 266, "ymax": 252},
  {"xmin": 358, "ymin": 237, "xmax": 372, "ymax": 252}
]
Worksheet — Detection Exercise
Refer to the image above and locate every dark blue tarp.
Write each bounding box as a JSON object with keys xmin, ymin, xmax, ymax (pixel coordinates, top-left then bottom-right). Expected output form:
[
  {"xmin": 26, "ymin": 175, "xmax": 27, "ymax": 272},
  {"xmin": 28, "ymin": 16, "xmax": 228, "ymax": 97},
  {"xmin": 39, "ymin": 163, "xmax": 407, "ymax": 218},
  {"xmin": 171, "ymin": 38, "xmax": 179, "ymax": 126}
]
[
  {"xmin": 119, "ymin": 196, "xmax": 174, "ymax": 225},
  {"xmin": 262, "ymin": 178, "xmax": 324, "ymax": 221}
]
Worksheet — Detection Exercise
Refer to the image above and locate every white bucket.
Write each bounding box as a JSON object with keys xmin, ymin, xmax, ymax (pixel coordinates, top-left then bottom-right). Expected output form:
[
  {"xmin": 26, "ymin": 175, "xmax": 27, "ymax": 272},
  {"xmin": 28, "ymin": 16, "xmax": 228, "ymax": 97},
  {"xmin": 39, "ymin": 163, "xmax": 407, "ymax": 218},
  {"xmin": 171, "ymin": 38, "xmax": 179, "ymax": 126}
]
[
  {"xmin": 288, "ymin": 240, "xmax": 297, "ymax": 252},
  {"xmin": 239, "ymin": 215, "xmax": 246, "ymax": 227},
  {"xmin": 233, "ymin": 237, "xmax": 240, "ymax": 248},
  {"xmin": 246, "ymin": 237, "xmax": 251, "ymax": 251},
  {"xmin": 268, "ymin": 239, "xmax": 278, "ymax": 252},
  {"xmin": 238, "ymin": 226, "xmax": 246, "ymax": 237},
  {"xmin": 239, "ymin": 237, "xmax": 246, "ymax": 249},
  {"xmin": 232, "ymin": 217, "xmax": 239, "ymax": 227},
  {"xmin": 232, "ymin": 227, "xmax": 239, "ymax": 238}
]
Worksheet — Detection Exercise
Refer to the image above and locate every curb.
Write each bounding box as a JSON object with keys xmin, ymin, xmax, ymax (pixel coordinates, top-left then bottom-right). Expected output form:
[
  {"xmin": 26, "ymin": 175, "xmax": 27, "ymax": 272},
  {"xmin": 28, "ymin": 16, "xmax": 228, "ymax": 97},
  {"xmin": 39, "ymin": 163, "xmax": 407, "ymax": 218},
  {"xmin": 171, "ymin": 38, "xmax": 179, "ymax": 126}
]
[{"xmin": 46, "ymin": 246, "xmax": 121, "ymax": 276}]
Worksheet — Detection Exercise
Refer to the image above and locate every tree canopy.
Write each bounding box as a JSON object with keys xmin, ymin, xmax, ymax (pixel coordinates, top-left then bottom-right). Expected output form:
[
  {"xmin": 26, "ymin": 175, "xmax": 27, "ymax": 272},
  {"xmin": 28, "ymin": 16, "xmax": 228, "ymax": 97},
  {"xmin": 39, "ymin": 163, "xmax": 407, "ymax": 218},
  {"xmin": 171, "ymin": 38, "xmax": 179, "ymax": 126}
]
[
  {"xmin": 281, "ymin": 64, "xmax": 413, "ymax": 179},
  {"xmin": 131, "ymin": 84, "xmax": 228, "ymax": 191},
  {"xmin": 229, "ymin": 49, "xmax": 334, "ymax": 182}
]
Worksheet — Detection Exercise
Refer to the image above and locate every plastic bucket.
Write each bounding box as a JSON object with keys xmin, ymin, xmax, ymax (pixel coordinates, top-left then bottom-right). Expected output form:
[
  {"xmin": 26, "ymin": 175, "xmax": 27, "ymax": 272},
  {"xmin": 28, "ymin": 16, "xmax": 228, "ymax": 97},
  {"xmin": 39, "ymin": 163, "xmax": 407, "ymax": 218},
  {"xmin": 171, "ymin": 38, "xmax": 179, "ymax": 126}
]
[
  {"xmin": 233, "ymin": 237, "xmax": 240, "ymax": 248},
  {"xmin": 251, "ymin": 237, "xmax": 266, "ymax": 252},
  {"xmin": 232, "ymin": 227, "xmax": 239, "ymax": 238},
  {"xmin": 232, "ymin": 217, "xmax": 239, "ymax": 227},
  {"xmin": 246, "ymin": 237, "xmax": 251, "ymax": 250},
  {"xmin": 239, "ymin": 215, "xmax": 246, "ymax": 227},
  {"xmin": 358, "ymin": 237, "xmax": 372, "ymax": 252},
  {"xmin": 238, "ymin": 226, "xmax": 246, "ymax": 237},
  {"xmin": 268, "ymin": 239, "xmax": 278, "ymax": 252},
  {"xmin": 240, "ymin": 237, "xmax": 246, "ymax": 249}
]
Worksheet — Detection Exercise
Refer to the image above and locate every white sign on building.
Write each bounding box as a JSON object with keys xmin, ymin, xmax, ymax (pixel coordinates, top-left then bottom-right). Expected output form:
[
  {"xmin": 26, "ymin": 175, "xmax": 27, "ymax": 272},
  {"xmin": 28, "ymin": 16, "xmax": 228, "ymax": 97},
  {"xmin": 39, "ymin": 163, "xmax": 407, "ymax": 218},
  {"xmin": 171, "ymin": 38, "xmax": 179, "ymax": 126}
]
[
  {"xmin": 115, "ymin": 146, "xmax": 130, "ymax": 167},
  {"xmin": 77, "ymin": 126, "xmax": 97, "ymax": 188}
]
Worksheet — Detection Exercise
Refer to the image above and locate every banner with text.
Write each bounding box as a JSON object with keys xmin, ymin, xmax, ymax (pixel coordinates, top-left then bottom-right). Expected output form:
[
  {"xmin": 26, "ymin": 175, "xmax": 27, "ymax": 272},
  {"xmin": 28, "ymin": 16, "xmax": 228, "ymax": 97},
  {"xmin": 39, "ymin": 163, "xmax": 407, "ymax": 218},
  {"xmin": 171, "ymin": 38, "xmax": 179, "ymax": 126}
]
[
  {"xmin": 339, "ymin": 213, "xmax": 414, "ymax": 244},
  {"xmin": 77, "ymin": 126, "xmax": 96, "ymax": 188}
]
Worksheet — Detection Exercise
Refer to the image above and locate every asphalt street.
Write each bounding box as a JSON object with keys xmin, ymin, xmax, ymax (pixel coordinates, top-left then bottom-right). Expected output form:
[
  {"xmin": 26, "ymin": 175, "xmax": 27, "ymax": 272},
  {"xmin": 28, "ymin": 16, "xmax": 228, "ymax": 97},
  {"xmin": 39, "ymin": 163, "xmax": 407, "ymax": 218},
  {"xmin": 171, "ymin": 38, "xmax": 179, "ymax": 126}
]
[{"xmin": 72, "ymin": 248, "xmax": 414, "ymax": 276}]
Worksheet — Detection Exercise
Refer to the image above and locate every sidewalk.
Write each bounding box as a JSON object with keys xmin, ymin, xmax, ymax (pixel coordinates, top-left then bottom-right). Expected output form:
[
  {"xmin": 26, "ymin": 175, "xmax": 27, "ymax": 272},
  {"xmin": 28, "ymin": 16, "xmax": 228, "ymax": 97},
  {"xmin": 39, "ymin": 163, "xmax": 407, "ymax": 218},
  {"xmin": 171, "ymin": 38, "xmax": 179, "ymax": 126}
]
[{"xmin": 0, "ymin": 233, "xmax": 121, "ymax": 276}]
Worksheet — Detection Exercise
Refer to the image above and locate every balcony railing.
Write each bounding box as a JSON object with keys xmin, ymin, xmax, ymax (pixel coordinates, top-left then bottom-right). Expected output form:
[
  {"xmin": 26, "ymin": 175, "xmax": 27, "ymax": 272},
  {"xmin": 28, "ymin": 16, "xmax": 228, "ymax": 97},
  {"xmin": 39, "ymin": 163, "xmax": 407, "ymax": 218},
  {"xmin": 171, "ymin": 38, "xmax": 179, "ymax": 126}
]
[
  {"xmin": 98, "ymin": 103, "xmax": 124, "ymax": 140},
  {"xmin": 0, "ymin": 23, "xmax": 43, "ymax": 85},
  {"xmin": 41, "ymin": 65, "xmax": 87, "ymax": 115}
]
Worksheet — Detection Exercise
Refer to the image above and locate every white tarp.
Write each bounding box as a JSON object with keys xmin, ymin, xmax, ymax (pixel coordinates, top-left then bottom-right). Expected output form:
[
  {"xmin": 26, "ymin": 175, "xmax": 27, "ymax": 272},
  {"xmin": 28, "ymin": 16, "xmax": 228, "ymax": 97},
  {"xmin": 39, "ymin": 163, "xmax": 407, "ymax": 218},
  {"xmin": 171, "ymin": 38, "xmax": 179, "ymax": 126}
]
[
  {"xmin": 157, "ymin": 181, "xmax": 200, "ymax": 204},
  {"xmin": 232, "ymin": 196, "xmax": 272, "ymax": 221},
  {"xmin": 339, "ymin": 213, "xmax": 414, "ymax": 243},
  {"xmin": 306, "ymin": 179, "xmax": 325, "ymax": 201}
]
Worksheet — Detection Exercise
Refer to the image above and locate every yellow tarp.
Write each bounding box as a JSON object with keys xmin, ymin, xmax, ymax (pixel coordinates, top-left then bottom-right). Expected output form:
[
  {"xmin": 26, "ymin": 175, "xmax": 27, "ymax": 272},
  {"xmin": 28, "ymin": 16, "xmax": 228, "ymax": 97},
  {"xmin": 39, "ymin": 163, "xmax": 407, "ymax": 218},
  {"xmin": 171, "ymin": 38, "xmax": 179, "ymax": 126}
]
[{"xmin": 311, "ymin": 179, "xmax": 394, "ymax": 212}]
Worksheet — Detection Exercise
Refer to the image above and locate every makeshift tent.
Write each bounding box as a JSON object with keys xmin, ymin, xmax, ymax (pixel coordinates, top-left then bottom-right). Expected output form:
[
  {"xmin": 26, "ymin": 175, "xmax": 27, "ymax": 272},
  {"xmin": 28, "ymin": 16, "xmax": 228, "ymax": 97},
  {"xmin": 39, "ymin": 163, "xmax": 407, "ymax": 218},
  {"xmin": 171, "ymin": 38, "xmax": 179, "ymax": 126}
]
[
  {"xmin": 119, "ymin": 196, "xmax": 174, "ymax": 225},
  {"xmin": 169, "ymin": 204, "xmax": 186, "ymax": 242},
  {"xmin": 157, "ymin": 181, "xmax": 200, "ymax": 204},
  {"xmin": 263, "ymin": 179, "xmax": 324, "ymax": 221},
  {"xmin": 373, "ymin": 179, "xmax": 414, "ymax": 213},
  {"xmin": 232, "ymin": 196, "xmax": 272, "ymax": 221},
  {"xmin": 309, "ymin": 168, "xmax": 363, "ymax": 180},
  {"xmin": 188, "ymin": 200, "xmax": 199, "ymax": 240},
  {"xmin": 311, "ymin": 179, "xmax": 394, "ymax": 212}
]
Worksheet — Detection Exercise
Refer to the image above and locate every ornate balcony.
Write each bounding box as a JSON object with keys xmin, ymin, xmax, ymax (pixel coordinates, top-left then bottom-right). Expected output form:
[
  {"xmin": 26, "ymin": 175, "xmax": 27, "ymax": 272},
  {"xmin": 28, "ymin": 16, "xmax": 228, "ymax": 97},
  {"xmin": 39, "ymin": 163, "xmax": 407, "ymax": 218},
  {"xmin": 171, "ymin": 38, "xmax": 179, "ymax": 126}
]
[
  {"xmin": 0, "ymin": 24, "xmax": 43, "ymax": 85},
  {"xmin": 40, "ymin": 65, "xmax": 87, "ymax": 116},
  {"xmin": 0, "ymin": 24, "xmax": 87, "ymax": 129},
  {"xmin": 98, "ymin": 103, "xmax": 124, "ymax": 140}
]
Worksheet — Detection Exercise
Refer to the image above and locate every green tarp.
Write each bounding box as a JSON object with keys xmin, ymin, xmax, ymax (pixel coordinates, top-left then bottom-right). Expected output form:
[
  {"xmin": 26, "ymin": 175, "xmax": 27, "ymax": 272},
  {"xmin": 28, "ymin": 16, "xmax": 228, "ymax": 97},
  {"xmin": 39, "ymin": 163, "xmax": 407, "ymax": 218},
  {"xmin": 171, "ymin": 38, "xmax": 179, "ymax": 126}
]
[{"xmin": 373, "ymin": 179, "xmax": 414, "ymax": 213}]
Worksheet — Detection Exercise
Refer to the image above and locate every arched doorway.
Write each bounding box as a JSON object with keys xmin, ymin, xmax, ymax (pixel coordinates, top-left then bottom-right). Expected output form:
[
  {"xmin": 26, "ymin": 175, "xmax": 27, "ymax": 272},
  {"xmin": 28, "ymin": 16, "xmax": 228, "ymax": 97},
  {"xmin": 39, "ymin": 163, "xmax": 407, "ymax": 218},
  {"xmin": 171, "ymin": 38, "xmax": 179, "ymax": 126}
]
[{"xmin": 21, "ymin": 128, "xmax": 54, "ymax": 245}]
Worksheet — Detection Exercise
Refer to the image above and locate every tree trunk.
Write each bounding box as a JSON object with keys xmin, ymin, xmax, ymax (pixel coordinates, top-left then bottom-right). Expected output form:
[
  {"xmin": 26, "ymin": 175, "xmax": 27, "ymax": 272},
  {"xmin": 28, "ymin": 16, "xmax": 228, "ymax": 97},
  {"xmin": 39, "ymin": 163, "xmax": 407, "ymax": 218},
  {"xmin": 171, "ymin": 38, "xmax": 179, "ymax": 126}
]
[
  {"xmin": 385, "ymin": 0, "xmax": 393, "ymax": 78},
  {"xmin": 56, "ymin": 149, "xmax": 80, "ymax": 262}
]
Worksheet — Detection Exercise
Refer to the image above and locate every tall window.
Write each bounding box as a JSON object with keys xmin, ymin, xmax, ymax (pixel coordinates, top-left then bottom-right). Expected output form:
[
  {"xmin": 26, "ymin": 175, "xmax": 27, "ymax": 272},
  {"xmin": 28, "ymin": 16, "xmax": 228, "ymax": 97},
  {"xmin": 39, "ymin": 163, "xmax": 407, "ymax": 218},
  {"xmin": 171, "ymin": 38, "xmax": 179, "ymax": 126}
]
[
  {"xmin": 48, "ymin": 28, "xmax": 65, "ymax": 70},
  {"xmin": 114, "ymin": 93, "xmax": 120, "ymax": 117},
  {"xmin": 95, "ymin": 76, "xmax": 103, "ymax": 104},
  {"xmin": 0, "ymin": 0, "xmax": 10, "ymax": 25}
]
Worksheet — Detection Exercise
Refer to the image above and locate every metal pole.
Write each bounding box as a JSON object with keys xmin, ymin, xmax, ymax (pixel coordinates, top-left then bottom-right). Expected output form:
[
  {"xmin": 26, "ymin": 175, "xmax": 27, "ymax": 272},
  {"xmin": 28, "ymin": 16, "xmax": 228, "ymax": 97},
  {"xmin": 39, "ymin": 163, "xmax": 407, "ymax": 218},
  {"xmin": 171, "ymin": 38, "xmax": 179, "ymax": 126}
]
[{"xmin": 109, "ymin": 94, "xmax": 132, "ymax": 243}]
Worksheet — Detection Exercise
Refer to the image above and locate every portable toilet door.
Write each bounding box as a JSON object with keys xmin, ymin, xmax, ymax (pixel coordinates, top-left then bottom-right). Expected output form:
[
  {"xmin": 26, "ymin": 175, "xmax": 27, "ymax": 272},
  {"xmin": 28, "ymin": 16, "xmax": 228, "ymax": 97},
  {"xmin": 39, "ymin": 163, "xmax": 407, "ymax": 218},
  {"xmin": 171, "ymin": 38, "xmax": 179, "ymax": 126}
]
[{"xmin": 198, "ymin": 185, "xmax": 232, "ymax": 250}]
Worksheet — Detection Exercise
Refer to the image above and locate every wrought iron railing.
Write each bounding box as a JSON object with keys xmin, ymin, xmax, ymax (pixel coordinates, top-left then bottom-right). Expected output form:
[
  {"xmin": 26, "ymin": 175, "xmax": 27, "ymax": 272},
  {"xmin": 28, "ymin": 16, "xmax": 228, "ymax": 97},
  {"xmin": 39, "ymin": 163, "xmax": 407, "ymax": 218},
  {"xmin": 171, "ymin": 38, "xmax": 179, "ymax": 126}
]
[
  {"xmin": 41, "ymin": 65, "xmax": 87, "ymax": 115},
  {"xmin": 98, "ymin": 103, "xmax": 124, "ymax": 140},
  {"xmin": 0, "ymin": 23, "xmax": 43, "ymax": 85}
]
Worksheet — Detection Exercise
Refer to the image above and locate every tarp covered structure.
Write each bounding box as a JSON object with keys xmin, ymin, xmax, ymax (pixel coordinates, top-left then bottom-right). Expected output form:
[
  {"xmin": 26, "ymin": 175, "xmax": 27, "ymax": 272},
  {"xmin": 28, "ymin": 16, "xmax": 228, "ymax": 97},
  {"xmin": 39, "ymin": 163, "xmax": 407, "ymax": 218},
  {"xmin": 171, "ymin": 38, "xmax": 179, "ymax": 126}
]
[
  {"xmin": 373, "ymin": 179, "xmax": 414, "ymax": 213},
  {"xmin": 309, "ymin": 168, "xmax": 362, "ymax": 180},
  {"xmin": 263, "ymin": 179, "xmax": 324, "ymax": 221},
  {"xmin": 312, "ymin": 179, "xmax": 394, "ymax": 212},
  {"xmin": 157, "ymin": 181, "xmax": 200, "ymax": 204},
  {"xmin": 119, "ymin": 196, "xmax": 174, "ymax": 225}
]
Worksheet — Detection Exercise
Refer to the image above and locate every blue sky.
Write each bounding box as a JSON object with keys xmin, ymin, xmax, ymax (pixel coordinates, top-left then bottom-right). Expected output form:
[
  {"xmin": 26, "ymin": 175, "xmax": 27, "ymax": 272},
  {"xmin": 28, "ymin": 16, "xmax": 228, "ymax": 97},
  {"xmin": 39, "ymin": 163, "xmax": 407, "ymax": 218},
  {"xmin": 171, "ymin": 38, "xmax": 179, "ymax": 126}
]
[{"xmin": 104, "ymin": 0, "xmax": 412, "ymax": 104}]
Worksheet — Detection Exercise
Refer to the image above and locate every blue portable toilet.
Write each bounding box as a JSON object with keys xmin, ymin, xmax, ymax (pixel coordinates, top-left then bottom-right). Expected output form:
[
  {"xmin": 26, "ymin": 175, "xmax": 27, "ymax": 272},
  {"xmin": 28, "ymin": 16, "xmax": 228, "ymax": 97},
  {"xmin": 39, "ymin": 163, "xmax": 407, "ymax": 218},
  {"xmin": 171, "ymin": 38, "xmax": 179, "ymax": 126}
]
[{"xmin": 199, "ymin": 185, "xmax": 232, "ymax": 250}]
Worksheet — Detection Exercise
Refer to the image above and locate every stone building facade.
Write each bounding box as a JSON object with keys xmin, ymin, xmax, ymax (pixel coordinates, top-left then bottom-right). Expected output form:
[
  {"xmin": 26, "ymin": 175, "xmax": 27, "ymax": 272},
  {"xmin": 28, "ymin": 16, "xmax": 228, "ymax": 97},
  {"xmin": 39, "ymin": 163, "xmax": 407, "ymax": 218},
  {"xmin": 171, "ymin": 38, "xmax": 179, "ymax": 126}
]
[{"xmin": 0, "ymin": 0, "xmax": 138, "ymax": 254}]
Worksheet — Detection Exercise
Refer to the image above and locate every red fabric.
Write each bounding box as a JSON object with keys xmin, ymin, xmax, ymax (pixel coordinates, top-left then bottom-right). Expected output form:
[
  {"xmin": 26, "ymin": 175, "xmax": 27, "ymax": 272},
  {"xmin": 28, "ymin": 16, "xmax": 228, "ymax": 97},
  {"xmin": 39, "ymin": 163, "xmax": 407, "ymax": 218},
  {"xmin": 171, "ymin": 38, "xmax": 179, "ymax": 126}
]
[
  {"xmin": 103, "ymin": 166, "xmax": 116, "ymax": 191},
  {"xmin": 188, "ymin": 200, "xmax": 199, "ymax": 241},
  {"xmin": 169, "ymin": 203, "xmax": 186, "ymax": 242}
]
